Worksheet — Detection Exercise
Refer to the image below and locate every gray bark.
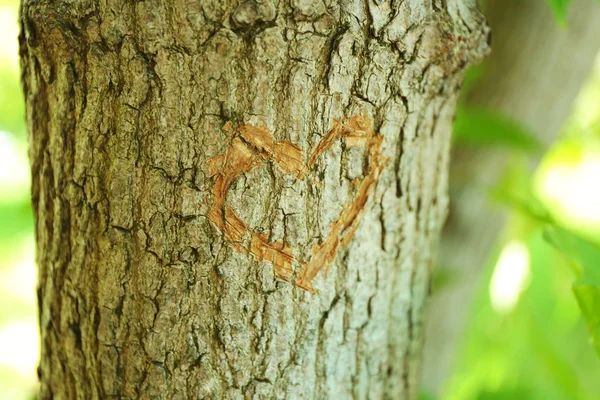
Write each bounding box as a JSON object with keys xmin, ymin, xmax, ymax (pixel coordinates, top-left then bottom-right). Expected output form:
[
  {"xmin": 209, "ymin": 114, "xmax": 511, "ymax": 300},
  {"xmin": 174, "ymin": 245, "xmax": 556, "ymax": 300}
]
[
  {"xmin": 20, "ymin": 0, "xmax": 488, "ymax": 398},
  {"xmin": 422, "ymin": 0, "xmax": 600, "ymax": 395}
]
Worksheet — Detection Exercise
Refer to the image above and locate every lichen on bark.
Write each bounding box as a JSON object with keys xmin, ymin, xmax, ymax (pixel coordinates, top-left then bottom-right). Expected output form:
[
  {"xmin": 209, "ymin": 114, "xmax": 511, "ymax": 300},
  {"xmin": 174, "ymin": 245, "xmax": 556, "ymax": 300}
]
[{"xmin": 20, "ymin": 0, "xmax": 489, "ymax": 398}]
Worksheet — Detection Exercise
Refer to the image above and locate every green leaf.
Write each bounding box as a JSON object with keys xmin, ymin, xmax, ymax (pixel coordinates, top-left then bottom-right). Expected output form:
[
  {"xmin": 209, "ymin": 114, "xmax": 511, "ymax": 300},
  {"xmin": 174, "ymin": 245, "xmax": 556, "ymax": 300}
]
[
  {"xmin": 543, "ymin": 226, "xmax": 600, "ymax": 284},
  {"xmin": 418, "ymin": 391, "xmax": 438, "ymax": 400},
  {"xmin": 546, "ymin": 0, "xmax": 571, "ymax": 26},
  {"xmin": 453, "ymin": 107, "xmax": 543, "ymax": 153},
  {"xmin": 572, "ymin": 284, "xmax": 600, "ymax": 357},
  {"xmin": 0, "ymin": 200, "xmax": 33, "ymax": 243},
  {"xmin": 0, "ymin": 67, "xmax": 26, "ymax": 136},
  {"xmin": 431, "ymin": 266, "xmax": 459, "ymax": 293},
  {"xmin": 489, "ymin": 163, "xmax": 553, "ymax": 224},
  {"xmin": 490, "ymin": 186, "xmax": 553, "ymax": 225},
  {"xmin": 544, "ymin": 226, "xmax": 600, "ymax": 358},
  {"xmin": 476, "ymin": 387, "xmax": 533, "ymax": 400}
]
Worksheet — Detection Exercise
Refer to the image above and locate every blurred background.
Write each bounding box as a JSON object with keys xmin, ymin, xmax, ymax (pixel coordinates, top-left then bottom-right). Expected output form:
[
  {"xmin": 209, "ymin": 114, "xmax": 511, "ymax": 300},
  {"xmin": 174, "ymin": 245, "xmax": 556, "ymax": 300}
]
[
  {"xmin": 1, "ymin": 0, "xmax": 599, "ymax": 399},
  {"xmin": 0, "ymin": 0, "xmax": 38, "ymax": 398}
]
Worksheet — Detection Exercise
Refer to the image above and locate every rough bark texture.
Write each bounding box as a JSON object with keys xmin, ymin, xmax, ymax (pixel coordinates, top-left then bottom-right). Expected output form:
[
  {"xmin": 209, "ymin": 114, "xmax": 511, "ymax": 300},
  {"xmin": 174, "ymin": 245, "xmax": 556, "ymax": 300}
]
[
  {"xmin": 20, "ymin": 0, "xmax": 488, "ymax": 398},
  {"xmin": 422, "ymin": 0, "xmax": 600, "ymax": 395}
]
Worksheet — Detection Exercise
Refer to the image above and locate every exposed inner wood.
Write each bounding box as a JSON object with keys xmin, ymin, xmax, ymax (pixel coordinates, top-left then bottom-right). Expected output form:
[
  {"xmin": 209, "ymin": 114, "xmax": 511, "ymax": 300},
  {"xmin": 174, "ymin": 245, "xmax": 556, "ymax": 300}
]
[{"xmin": 208, "ymin": 114, "xmax": 384, "ymax": 292}]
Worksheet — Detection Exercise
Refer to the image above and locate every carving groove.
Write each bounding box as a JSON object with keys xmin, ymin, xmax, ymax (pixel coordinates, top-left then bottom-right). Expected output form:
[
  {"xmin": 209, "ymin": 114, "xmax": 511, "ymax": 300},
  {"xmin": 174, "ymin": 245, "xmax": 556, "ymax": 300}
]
[{"xmin": 207, "ymin": 114, "xmax": 385, "ymax": 292}]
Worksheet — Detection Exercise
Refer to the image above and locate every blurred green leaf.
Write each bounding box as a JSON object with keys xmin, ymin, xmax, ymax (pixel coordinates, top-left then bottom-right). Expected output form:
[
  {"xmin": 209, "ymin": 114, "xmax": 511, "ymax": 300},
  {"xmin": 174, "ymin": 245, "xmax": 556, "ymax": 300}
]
[
  {"xmin": 524, "ymin": 308, "xmax": 586, "ymax": 400},
  {"xmin": 490, "ymin": 187, "xmax": 553, "ymax": 225},
  {"xmin": 546, "ymin": 0, "xmax": 571, "ymax": 26},
  {"xmin": 431, "ymin": 266, "xmax": 459, "ymax": 293},
  {"xmin": 543, "ymin": 226, "xmax": 600, "ymax": 283},
  {"xmin": 544, "ymin": 226, "xmax": 600, "ymax": 358},
  {"xmin": 0, "ymin": 200, "xmax": 33, "ymax": 243},
  {"xmin": 476, "ymin": 387, "xmax": 533, "ymax": 400},
  {"xmin": 453, "ymin": 107, "xmax": 543, "ymax": 153},
  {"xmin": 0, "ymin": 68, "xmax": 25, "ymax": 136},
  {"xmin": 572, "ymin": 284, "xmax": 600, "ymax": 357},
  {"xmin": 489, "ymin": 163, "xmax": 553, "ymax": 224},
  {"xmin": 418, "ymin": 391, "xmax": 437, "ymax": 400}
]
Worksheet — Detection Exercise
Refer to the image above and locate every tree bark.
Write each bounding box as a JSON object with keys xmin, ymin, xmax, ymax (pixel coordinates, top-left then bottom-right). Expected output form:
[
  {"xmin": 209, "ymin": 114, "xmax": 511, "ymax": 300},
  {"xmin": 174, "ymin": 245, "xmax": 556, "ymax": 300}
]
[
  {"xmin": 20, "ymin": 1, "xmax": 488, "ymax": 398},
  {"xmin": 422, "ymin": 0, "xmax": 600, "ymax": 395}
]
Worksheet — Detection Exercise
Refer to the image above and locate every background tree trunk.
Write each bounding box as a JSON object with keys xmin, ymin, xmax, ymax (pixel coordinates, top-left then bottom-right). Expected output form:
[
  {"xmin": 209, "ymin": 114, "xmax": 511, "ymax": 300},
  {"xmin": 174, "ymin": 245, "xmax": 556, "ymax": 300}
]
[
  {"xmin": 421, "ymin": 0, "xmax": 600, "ymax": 395},
  {"xmin": 20, "ymin": 1, "xmax": 488, "ymax": 398}
]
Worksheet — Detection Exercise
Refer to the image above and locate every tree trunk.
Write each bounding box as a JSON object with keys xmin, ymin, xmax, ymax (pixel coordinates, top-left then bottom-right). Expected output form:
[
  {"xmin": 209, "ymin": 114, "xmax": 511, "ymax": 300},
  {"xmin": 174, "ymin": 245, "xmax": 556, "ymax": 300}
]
[
  {"xmin": 422, "ymin": 0, "xmax": 600, "ymax": 395},
  {"xmin": 20, "ymin": 1, "xmax": 488, "ymax": 398}
]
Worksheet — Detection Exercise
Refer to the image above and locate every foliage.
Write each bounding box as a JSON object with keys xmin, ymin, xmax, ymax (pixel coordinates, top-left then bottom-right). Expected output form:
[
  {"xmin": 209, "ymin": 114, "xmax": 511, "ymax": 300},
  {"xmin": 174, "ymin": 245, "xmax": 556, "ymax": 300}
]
[
  {"xmin": 544, "ymin": 226, "xmax": 600, "ymax": 357},
  {"xmin": 440, "ymin": 32, "xmax": 600, "ymax": 400},
  {"xmin": 443, "ymin": 227, "xmax": 600, "ymax": 400},
  {"xmin": 453, "ymin": 66, "xmax": 541, "ymax": 155},
  {"xmin": 0, "ymin": 68, "xmax": 24, "ymax": 135},
  {"xmin": 488, "ymin": 160, "xmax": 553, "ymax": 224},
  {"xmin": 453, "ymin": 107, "xmax": 542, "ymax": 154},
  {"xmin": 546, "ymin": 0, "xmax": 572, "ymax": 25}
]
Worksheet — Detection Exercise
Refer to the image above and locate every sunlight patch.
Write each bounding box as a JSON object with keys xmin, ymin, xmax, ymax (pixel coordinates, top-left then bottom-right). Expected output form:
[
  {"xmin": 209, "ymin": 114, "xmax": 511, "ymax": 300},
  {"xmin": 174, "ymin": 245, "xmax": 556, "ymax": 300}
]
[
  {"xmin": 0, "ymin": 320, "xmax": 39, "ymax": 377},
  {"xmin": 538, "ymin": 151, "xmax": 600, "ymax": 229},
  {"xmin": 489, "ymin": 241, "xmax": 531, "ymax": 313}
]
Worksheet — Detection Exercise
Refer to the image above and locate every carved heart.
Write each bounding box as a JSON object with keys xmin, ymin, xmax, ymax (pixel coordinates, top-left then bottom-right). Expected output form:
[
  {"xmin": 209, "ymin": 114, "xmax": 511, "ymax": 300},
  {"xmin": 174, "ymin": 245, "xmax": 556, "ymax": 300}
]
[{"xmin": 207, "ymin": 114, "xmax": 384, "ymax": 292}]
